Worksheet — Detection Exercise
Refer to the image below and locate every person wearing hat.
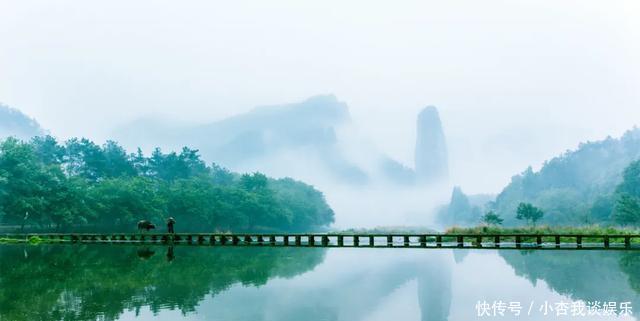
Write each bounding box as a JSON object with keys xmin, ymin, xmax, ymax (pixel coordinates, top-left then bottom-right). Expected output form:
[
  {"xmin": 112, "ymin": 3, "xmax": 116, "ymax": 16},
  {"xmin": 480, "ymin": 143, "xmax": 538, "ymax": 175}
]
[{"xmin": 167, "ymin": 217, "xmax": 176, "ymax": 234}]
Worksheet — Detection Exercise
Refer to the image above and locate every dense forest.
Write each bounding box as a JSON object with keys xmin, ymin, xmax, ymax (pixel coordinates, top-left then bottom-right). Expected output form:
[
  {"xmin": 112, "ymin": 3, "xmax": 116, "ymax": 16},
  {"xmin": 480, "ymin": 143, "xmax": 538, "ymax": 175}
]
[
  {"xmin": 440, "ymin": 128, "xmax": 640, "ymax": 227},
  {"xmin": 0, "ymin": 136, "xmax": 334, "ymax": 232}
]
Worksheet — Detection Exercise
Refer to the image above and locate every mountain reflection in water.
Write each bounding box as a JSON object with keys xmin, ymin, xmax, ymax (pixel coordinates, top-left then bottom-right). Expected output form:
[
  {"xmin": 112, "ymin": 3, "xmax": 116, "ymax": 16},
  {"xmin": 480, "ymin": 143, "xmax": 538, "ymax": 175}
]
[{"xmin": 1, "ymin": 244, "xmax": 639, "ymax": 321}]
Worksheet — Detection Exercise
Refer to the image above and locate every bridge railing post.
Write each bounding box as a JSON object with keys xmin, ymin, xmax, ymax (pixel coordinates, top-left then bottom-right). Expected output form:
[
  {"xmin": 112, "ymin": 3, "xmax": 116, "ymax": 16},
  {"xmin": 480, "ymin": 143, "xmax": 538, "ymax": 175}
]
[
  {"xmin": 576, "ymin": 236, "xmax": 582, "ymax": 248},
  {"xmin": 625, "ymin": 236, "xmax": 631, "ymax": 248}
]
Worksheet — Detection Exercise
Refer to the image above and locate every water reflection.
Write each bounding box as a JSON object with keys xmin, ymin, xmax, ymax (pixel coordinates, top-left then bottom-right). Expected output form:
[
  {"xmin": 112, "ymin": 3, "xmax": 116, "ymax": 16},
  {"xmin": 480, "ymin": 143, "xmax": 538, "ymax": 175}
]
[
  {"xmin": 419, "ymin": 255, "xmax": 452, "ymax": 321},
  {"xmin": 166, "ymin": 246, "xmax": 174, "ymax": 262},
  {"xmin": 0, "ymin": 244, "xmax": 325, "ymax": 321},
  {"xmin": 500, "ymin": 250, "xmax": 640, "ymax": 312},
  {"xmin": 136, "ymin": 247, "xmax": 156, "ymax": 260},
  {"xmin": 0, "ymin": 245, "xmax": 639, "ymax": 321}
]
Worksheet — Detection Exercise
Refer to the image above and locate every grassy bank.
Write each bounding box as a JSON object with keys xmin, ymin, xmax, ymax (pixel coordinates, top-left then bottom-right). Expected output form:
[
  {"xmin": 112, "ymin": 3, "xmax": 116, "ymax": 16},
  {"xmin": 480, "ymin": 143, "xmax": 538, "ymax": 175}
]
[
  {"xmin": 445, "ymin": 225, "xmax": 640, "ymax": 235},
  {"xmin": 0, "ymin": 237, "xmax": 24, "ymax": 244},
  {"xmin": 0, "ymin": 236, "xmax": 64, "ymax": 245}
]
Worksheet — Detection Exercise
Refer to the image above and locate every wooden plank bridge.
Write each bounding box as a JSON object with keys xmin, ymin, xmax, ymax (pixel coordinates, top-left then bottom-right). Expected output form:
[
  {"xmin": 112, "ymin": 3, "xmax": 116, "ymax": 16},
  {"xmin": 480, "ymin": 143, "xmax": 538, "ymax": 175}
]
[{"xmin": 2, "ymin": 233, "xmax": 640, "ymax": 250}]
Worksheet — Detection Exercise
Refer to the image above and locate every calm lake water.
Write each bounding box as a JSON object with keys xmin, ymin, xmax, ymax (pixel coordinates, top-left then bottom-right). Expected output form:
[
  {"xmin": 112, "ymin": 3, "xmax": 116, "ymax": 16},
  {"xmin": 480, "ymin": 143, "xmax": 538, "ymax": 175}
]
[{"xmin": 1, "ymin": 244, "xmax": 639, "ymax": 321}]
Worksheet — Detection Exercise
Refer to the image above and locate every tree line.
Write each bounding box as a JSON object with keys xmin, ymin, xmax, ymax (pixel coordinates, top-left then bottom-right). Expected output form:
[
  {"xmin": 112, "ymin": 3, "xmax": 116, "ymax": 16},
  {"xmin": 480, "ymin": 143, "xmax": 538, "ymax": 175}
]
[
  {"xmin": 0, "ymin": 136, "xmax": 334, "ymax": 232},
  {"xmin": 475, "ymin": 158, "xmax": 640, "ymax": 227},
  {"xmin": 438, "ymin": 128, "xmax": 640, "ymax": 227},
  {"xmin": 488, "ymin": 128, "xmax": 640, "ymax": 226},
  {"xmin": 483, "ymin": 156, "xmax": 640, "ymax": 227}
]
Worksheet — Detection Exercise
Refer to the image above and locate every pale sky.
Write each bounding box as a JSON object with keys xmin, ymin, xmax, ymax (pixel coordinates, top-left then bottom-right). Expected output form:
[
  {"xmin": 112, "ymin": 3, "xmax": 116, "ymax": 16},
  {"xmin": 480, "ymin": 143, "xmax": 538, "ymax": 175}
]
[{"xmin": 1, "ymin": 0, "xmax": 639, "ymax": 193}]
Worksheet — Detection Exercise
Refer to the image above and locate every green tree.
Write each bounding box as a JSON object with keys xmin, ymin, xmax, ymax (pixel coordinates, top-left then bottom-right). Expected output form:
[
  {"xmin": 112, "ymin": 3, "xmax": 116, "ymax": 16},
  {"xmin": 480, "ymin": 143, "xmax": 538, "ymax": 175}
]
[
  {"xmin": 166, "ymin": 177, "xmax": 218, "ymax": 230},
  {"xmin": 211, "ymin": 163, "xmax": 235, "ymax": 186},
  {"xmin": 131, "ymin": 147, "xmax": 150, "ymax": 176},
  {"xmin": 102, "ymin": 140, "xmax": 137, "ymax": 178},
  {"xmin": 64, "ymin": 138, "xmax": 107, "ymax": 181},
  {"xmin": 238, "ymin": 173, "xmax": 282, "ymax": 229},
  {"xmin": 616, "ymin": 160, "xmax": 640, "ymax": 197},
  {"xmin": 45, "ymin": 175, "xmax": 91, "ymax": 230},
  {"xmin": 88, "ymin": 177, "xmax": 166, "ymax": 229},
  {"xmin": 240, "ymin": 172, "xmax": 268, "ymax": 192},
  {"xmin": 516, "ymin": 202, "xmax": 544, "ymax": 226},
  {"xmin": 30, "ymin": 135, "xmax": 64, "ymax": 165},
  {"xmin": 589, "ymin": 195, "xmax": 615, "ymax": 223},
  {"xmin": 148, "ymin": 147, "xmax": 208, "ymax": 182},
  {"xmin": 613, "ymin": 160, "xmax": 640, "ymax": 226},
  {"xmin": 491, "ymin": 128, "xmax": 640, "ymax": 226},
  {"xmin": 0, "ymin": 136, "xmax": 335, "ymax": 232},
  {"xmin": 481, "ymin": 211, "xmax": 503, "ymax": 226},
  {"xmin": 614, "ymin": 194, "xmax": 640, "ymax": 226},
  {"xmin": 271, "ymin": 178, "xmax": 335, "ymax": 230},
  {"xmin": 0, "ymin": 138, "xmax": 49, "ymax": 227}
]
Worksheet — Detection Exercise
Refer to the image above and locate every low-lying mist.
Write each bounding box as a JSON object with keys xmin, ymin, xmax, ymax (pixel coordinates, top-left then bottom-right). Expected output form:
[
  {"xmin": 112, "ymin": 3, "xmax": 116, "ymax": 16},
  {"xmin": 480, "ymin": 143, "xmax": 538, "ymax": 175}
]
[{"xmin": 111, "ymin": 95, "xmax": 457, "ymax": 229}]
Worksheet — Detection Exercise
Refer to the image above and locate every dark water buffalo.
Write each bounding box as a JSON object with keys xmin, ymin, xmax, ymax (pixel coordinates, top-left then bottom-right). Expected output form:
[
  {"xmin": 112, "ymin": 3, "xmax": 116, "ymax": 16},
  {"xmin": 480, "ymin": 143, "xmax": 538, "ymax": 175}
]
[{"xmin": 137, "ymin": 220, "xmax": 156, "ymax": 232}]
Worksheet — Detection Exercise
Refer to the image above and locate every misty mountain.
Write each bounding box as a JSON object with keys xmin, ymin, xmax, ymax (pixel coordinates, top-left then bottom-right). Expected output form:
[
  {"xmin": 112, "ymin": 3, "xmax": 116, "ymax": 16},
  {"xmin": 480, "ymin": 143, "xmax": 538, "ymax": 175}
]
[
  {"xmin": 115, "ymin": 95, "xmax": 450, "ymax": 187},
  {"xmin": 415, "ymin": 106, "xmax": 448, "ymax": 183},
  {"xmin": 115, "ymin": 95, "xmax": 367, "ymax": 184},
  {"xmin": 441, "ymin": 127, "xmax": 640, "ymax": 227},
  {"xmin": 436, "ymin": 187, "xmax": 494, "ymax": 227},
  {"xmin": 493, "ymin": 127, "xmax": 640, "ymax": 225},
  {"xmin": 0, "ymin": 104, "xmax": 44, "ymax": 140}
]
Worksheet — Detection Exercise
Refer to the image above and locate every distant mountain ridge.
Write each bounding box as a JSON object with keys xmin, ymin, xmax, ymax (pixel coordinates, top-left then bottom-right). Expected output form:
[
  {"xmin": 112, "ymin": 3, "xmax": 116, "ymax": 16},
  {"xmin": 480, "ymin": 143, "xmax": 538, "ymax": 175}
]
[
  {"xmin": 115, "ymin": 95, "xmax": 368, "ymax": 184},
  {"xmin": 185, "ymin": 95, "xmax": 350, "ymax": 166},
  {"xmin": 115, "ymin": 95, "xmax": 450, "ymax": 187},
  {"xmin": 0, "ymin": 104, "xmax": 44, "ymax": 139},
  {"xmin": 439, "ymin": 127, "xmax": 640, "ymax": 226},
  {"xmin": 492, "ymin": 127, "xmax": 640, "ymax": 225}
]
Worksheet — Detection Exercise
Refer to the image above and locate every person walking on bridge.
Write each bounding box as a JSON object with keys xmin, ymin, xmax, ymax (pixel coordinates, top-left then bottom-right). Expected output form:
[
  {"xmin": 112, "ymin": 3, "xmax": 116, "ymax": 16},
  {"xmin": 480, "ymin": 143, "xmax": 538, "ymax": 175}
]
[{"xmin": 167, "ymin": 217, "xmax": 176, "ymax": 234}]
